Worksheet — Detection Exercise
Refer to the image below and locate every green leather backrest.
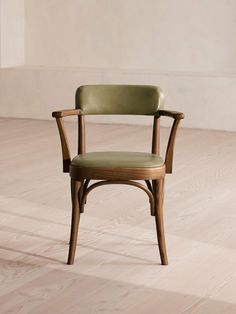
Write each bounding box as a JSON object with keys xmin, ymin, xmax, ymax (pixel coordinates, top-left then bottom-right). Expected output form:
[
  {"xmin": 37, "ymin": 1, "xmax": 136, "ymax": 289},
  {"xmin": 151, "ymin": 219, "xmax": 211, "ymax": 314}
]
[{"xmin": 75, "ymin": 85, "xmax": 164, "ymax": 115}]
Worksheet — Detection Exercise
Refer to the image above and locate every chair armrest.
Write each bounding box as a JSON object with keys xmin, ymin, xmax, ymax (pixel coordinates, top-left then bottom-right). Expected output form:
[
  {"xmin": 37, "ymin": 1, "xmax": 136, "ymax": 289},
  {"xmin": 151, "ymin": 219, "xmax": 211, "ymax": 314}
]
[
  {"xmin": 165, "ymin": 118, "xmax": 182, "ymax": 173},
  {"xmin": 53, "ymin": 117, "xmax": 71, "ymax": 173},
  {"xmin": 158, "ymin": 110, "xmax": 184, "ymax": 173},
  {"xmin": 158, "ymin": 109, "xmax": 184, "ymax": 120},
  {"xmin": 148, "ymin": 109, "xmax": 184, "ymax": 120},
  {"xmin": 52, "ymin": 109, "xmax": 82, "ymax": 118},
  {"xmin": 52, "ymin": 109, "xmax": 82, "ymax": 172},
  {"xmin": 148, "ymin": 109, "xmax": 184, "ymax": 174}
]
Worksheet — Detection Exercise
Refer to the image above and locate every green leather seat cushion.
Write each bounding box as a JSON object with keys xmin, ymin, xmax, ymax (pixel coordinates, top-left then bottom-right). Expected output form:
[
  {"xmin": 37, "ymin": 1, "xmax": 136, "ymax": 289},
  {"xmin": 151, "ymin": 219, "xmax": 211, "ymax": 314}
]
[{"xmin": 71, "ymin": 151, "xmax": 164, "ymax": 168}]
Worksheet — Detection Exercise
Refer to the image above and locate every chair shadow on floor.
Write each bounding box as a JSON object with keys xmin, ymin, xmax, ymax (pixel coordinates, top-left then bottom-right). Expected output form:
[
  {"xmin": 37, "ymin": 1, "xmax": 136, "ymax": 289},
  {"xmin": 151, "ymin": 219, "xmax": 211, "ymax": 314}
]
[
  {"xmin": 0, "ymin": 208, "xmax": 153, "ymax": 244},
  {"xmin": 0, "ymin": 221, "xmax": 160, "ymax": 265}
]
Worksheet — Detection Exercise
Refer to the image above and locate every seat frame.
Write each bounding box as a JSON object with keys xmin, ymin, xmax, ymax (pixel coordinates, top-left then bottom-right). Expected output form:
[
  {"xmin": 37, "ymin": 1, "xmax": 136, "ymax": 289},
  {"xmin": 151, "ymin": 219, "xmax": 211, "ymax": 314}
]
[{"xmin": 52, "ymin": 105, "xmax": 184, "ymax": 266}]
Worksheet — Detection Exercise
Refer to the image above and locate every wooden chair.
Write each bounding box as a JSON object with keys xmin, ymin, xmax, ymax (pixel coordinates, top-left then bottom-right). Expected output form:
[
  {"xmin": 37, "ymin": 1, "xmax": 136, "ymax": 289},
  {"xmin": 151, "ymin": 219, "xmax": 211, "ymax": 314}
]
[{"xmin": 52, "ymin": 85, "xmax": 184, "ymax": 265}]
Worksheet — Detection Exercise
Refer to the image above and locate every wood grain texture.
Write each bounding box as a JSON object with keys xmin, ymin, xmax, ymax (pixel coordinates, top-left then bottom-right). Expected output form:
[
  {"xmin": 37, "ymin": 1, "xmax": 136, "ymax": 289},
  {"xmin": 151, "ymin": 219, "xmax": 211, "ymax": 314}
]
[
  {"xmin": 78, "ymin": 115, "xmax": 86, "ymax": 154},
  {"xmin": 52, "ymin": 109, "xmax": 82, "ymax": 118},
  {"xmin": 68, "ymin": 179, "xmax": 81, "ymax": 265},
  {"xmin": 0, "ymin": 118, "xmax": 236, "ymax": 314},
  {"xmin": 55, "ymin": 118, "xmax": 71, "ymax": 172},
  {"xmin": 152, "ymin": 116, "xmax": 160, "ymax": 155},
  {"xmin": 154, "ymin": 178, "xmax": 168, "ymax": 265},
  {"xmin": 157, "ymin": 109, "xmax": 185, "ymax": 120},
  {"xmin": 80, "ymin": 180, "xmax": 155, "ymax": 215},
  {"xmin": 70, "ymin": 165, "xmax": 165, "ymax": 181},
  {"xmin": 165, "ymin": 118, "xmax": 181, "ymax": 174}
]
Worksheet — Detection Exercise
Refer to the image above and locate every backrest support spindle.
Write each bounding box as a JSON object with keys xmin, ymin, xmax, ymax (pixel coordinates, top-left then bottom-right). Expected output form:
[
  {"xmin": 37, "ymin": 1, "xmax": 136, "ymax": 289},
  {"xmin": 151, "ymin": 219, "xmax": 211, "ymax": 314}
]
[
  {"xmin": 78, "ymin": 115, "xmax": 86, "ymax": 154},
  {"xmin": 152, "ymin": 116, "xmax": 160, "ymax": 155}
]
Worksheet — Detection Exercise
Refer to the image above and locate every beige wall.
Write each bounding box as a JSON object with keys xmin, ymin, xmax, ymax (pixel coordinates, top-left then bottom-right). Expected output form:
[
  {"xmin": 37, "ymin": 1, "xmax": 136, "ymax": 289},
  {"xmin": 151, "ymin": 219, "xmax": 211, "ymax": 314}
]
[
  {"xmin": 1, "ymin": 66, "xmax": 236, "ymax": 131},
  {"xmin": 25, "ymin": 0, "xmax": 236, "ymax": 74},
  {"xmin": 0, "ymin": 1, "xmax": 236, "ymax": 131},
  {"xmin": 0, "ymin": 0, "xmax": 24, "ymax": 67}
]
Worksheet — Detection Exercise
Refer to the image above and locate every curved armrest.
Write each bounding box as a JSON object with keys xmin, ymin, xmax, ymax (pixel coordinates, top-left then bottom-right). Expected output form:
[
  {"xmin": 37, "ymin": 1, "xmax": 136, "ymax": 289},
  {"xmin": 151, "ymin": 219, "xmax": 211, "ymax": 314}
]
[
  {"xmin": 158, "ymin": 109, "xmax": 184, "ymax": 120},
  {"xmin": 52, "ymin": 109, "xmax": 85, "ymax": 173},
  {"xmin": 165, "ymin": 118, "xmax": 182, "ymax": 173},
  {"xmin": 53, "ymin": 117, "xmax": 71, "ymax": 173},
  {"xmin": 148, "ymin": 109, "xmax": 184, "ymax": 174},
  {"xmin": 148, "ymin": 109, "xmax": 184, "ymax": 120},
  {"xmin": 52, "ymin": 109, "xmax": 82, "ymax": 118},
  {"xmin": 52, "ymin": 108, "xmax": 81, "ymax": 172},
  {"xmin": 162, "ymin": 110, "xmax": 184, "ymax": 173}
]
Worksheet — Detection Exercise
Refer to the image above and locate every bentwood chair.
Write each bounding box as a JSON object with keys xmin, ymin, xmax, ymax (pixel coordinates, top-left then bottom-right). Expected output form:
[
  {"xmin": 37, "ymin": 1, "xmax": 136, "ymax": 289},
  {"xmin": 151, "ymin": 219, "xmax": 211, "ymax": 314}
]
[{"xmin": 52, "ymin": 85, "xmax": 184, "ymax": 265}]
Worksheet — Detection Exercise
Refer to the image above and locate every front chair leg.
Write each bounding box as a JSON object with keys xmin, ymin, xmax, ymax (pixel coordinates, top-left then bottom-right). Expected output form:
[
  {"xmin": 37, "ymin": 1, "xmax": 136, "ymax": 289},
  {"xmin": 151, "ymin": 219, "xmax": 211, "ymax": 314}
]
[
  {"xmin": 154, "ymin": 178, "xmax": 168, "ymax": 265},
  {"xmin": 67, "ymin": 179, "xmax": 81, "ymax": 265}
]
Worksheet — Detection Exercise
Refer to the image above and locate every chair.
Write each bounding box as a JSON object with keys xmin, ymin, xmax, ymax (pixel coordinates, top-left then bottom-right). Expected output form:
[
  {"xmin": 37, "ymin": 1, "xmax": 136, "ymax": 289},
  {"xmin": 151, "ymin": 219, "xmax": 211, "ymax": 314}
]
[{"xmin": 52, "ymin": 85, "xmax": 184, "ymax": 265}]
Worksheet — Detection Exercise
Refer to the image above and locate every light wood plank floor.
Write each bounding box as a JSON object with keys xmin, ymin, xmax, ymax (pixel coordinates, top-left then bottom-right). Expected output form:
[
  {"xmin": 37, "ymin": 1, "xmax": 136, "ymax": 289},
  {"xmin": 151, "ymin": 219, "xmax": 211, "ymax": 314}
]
[{"xmin": 0, "ymin": 118, "xmax": 236, "ymax": 314}]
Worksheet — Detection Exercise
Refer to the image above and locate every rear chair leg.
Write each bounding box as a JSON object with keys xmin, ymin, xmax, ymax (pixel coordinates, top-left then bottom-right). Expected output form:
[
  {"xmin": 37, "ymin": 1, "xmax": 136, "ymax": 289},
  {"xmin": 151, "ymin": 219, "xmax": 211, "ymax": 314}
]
[
  {"xmin": 67, "ymin": 179, "xmax": 81, "ymax": 265},
  {"xmin": 154, "ymin": 178, "xmax": 168, "ymax": 265}
]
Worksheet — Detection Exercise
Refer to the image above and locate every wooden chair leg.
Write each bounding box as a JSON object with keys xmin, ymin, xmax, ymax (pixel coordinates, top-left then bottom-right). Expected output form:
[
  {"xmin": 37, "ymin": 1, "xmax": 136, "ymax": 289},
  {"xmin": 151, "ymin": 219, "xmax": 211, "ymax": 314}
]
[
  {"xmin": 154, "ymin": 178, "xmax": 168, "ymax": 265},
  {"xmin": 67, "ymin": 179, "xmax": 81, "ymax": 265},
  {"xmin": 79, "ymin": 180, "xmax": 84, "ymax": 213}
]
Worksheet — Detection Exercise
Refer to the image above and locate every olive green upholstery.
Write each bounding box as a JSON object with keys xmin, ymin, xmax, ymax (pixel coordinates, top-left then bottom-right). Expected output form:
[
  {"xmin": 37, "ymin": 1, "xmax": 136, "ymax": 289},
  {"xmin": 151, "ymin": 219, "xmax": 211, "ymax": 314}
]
[
  {"xmin": 76, "ymin": 85, "xmax": 164, "ymax": 115},
  {"xmin": 71, "ymin": 152, "xmax": 164, "ymax": 168}
]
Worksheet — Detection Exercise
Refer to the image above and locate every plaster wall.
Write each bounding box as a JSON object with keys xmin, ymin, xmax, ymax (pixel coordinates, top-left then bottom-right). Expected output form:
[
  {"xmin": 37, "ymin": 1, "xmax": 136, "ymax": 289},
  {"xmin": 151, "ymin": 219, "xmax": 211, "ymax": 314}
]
[
  {"xmin": 0, "ymin": 0, "xmax": 24, "ymax": 67},
  {"xmin": 0, "ymin": 1, "xmax": 236, "ymax": 131},
  {"xmin": 25, "ymin": 0, "xmax": 236, "ymax": 74}
]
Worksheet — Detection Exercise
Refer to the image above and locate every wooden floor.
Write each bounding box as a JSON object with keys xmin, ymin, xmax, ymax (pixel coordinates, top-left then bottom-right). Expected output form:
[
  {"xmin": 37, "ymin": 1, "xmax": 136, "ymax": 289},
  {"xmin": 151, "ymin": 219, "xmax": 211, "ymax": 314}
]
[{"xmin": 0, "ymin": 118, "xmax": 236, "ymax": 314}]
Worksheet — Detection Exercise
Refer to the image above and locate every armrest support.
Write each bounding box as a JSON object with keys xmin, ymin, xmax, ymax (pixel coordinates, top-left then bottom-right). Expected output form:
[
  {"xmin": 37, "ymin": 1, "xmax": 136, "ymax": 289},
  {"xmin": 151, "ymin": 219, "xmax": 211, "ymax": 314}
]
[
  {"xmin": 52, "ymin": 108, "xmax": 85, "ymax": 173},
  {"xmin": 149, "ymin": 109, "xmax": 184, "ymax": 174},
  {"xmin": 165, "ymin": 118, "xmax": 182, "ymax": 173},
  {"xmin": 52, "ymin": 108, "xmax": 81, "ymax": 172},
  {"xmin": 54, "ymin": 117, "xmax": 71, "ymax": 173},
  {"xmin": 52, "ymin": 109, "xmax": 82, "ymax": 118}
]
